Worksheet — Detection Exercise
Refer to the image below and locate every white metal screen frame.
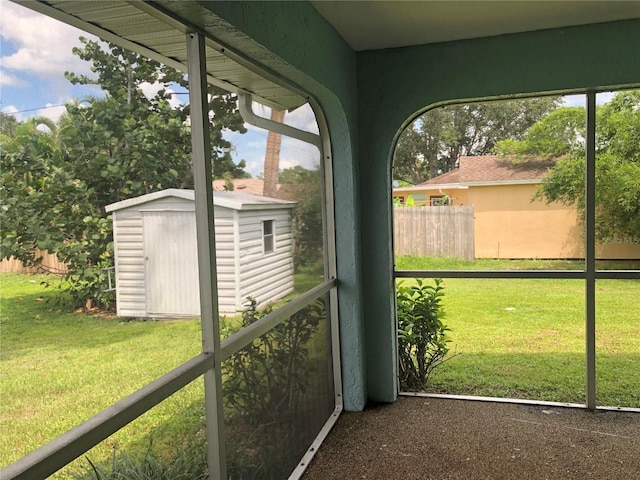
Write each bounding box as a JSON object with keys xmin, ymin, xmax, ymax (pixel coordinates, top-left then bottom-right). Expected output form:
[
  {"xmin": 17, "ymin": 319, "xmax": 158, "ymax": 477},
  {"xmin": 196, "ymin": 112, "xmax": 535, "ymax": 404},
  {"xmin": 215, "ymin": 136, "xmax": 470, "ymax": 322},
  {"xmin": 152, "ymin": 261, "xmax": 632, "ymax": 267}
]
[
  {"xmin": 1, "ymin": 30, "xmax": 342, "ymax": 480},
  {"xmin": 394, "ymin": 91, "xmax": 640, "ymax": 412}
]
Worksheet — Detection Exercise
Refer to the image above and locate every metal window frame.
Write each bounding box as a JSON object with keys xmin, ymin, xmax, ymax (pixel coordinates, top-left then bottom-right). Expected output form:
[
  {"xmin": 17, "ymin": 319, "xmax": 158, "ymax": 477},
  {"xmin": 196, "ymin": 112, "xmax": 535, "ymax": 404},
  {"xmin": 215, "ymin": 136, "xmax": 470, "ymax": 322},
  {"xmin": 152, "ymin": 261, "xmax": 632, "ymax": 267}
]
[
  {"xmin": 394, "ymin": 91, "xmax": 640, "ymax": 412},
  {"xmin": 262, "ymin": 218, "xmax": 275, "ymax": 254}
]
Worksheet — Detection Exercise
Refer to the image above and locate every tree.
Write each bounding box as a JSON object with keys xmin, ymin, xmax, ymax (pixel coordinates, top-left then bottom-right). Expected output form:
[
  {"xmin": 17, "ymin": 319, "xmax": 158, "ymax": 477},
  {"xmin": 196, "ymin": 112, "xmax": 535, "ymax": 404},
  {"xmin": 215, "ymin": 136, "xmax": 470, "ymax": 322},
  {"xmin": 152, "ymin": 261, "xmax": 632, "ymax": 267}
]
[
  {"xmin": 279, "ymin": 165, "xmax": 324, "ymax": 270},
  {"xmin": 494, "ymin": 107, "xmax": 586, "ymax": 161},
  {"xmin": 393, "ymin": 97, "xmax": 561, "ymax": 184},
  {"xmin": 1, "ymin": 38, "xmax": 247, "ymax": 308},
  {"xmin": 62, "ymin": 37, "xmax": 247, "ymax": 204},
  {"xmin": 263, "ymin": 108, "xmax": 286, "ymax": 197},
  {"xmin": 0, "ymin": 112, "xmax": 20, "ymax": 137},
  {"xmin": 495, "ymin": 91, "xmax": 640, "ymax": 243}
]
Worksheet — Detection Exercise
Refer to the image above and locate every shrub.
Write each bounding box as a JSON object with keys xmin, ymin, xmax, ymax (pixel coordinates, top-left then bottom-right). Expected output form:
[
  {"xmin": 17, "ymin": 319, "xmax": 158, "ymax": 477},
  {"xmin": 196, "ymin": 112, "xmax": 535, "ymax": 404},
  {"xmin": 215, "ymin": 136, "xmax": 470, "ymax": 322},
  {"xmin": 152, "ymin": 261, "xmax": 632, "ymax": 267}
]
[
  {"xmin": 71, "ymin": 442, "xmax": 208, "ymax": 480},
  {"xmin": 397, "ymin": 278, "xmax": 452, "ymax": 391},
  {"xmin": 223, "ymin": 296, "xmax": 325, "ymax": 478}
]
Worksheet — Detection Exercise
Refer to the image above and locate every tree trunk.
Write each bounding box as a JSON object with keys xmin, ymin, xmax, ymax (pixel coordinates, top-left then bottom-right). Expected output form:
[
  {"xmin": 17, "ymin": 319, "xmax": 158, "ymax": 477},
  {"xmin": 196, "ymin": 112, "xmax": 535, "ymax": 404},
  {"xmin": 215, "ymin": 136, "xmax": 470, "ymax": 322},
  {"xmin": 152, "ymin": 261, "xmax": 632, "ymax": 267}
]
[{"xmin": 263, "ymin": 109, "xmax": 285, "ymax": 197}]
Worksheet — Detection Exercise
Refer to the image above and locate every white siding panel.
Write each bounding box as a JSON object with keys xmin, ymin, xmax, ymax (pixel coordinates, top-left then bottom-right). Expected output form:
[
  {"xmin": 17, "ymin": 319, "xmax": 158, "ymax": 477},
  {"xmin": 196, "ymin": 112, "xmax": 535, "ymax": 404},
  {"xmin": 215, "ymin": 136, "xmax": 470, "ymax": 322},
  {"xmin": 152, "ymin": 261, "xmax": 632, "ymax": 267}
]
[
  {"xmin": 139, "ymin": 197, "xmax": 195, "ymax": 212},
  {"xmin": 237, "ymin": 209, "xmax": 294, "ymax": 310},
  {"xmin": 113, "ymin": 210, "xmax": 146, "ymax": 318},
  {"xmin": 212, "ymin": 207, "xmax": 237, "ymax": 315}
]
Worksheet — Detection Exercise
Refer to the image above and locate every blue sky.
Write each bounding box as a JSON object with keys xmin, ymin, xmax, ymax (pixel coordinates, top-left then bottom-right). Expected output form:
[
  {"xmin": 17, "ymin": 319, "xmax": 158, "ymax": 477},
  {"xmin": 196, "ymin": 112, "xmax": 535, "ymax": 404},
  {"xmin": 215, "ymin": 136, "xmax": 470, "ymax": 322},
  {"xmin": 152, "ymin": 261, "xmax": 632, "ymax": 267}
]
[{"xmin": 0, "ymin": 0, "xmax": 320, "ymax": 178}]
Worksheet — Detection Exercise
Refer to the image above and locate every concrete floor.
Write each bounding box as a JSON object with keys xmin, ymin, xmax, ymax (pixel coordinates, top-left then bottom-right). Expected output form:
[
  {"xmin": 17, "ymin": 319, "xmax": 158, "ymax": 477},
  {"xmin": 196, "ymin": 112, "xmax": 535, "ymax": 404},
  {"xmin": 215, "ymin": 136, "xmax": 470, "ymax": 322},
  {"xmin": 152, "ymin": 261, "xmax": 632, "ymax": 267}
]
[{"xmin": 302, "ymin": 396, "xmax": 640, "ymax": 480}]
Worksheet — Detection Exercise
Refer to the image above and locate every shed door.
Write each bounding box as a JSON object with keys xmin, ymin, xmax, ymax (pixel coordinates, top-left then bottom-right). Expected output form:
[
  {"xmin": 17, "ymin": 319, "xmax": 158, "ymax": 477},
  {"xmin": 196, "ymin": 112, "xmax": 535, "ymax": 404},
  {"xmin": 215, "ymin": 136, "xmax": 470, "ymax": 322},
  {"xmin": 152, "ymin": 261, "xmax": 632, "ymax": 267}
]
[{"xmin": 143, "ymin": 211, "xmax": 200, "ymax": 316}]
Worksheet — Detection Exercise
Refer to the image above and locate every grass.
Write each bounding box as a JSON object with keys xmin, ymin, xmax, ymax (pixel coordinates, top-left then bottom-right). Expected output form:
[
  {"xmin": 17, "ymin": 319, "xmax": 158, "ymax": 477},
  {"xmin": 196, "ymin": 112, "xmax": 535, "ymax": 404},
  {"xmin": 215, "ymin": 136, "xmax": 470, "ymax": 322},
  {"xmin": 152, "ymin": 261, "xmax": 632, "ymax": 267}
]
[
  {"xmin": 2, "ymin": 260, "xmax": 638, "ymax": 474},
  {"xmin": 395, "ymin": 257, "xmax": 640, "ymax": 407},
  {"xmin": 1, "ymin": 268, "xmax": 327, "ymax": 477},
  {"xmin": 396, "ymin": 255, "xmax": 640, "ymax": 271},
  {"xmin": 0, "ymin": 273, "xmax": 205, "ymax": 477}
]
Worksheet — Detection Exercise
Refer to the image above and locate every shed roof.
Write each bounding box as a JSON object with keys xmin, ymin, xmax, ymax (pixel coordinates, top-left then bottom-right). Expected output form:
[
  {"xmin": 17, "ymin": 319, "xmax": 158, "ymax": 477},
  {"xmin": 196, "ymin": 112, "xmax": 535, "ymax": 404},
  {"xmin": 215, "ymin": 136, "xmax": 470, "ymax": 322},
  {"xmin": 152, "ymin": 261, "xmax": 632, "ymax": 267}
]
[{"xmin": 105, "ymin": 189, "xmax": 295, "ymax": 213}]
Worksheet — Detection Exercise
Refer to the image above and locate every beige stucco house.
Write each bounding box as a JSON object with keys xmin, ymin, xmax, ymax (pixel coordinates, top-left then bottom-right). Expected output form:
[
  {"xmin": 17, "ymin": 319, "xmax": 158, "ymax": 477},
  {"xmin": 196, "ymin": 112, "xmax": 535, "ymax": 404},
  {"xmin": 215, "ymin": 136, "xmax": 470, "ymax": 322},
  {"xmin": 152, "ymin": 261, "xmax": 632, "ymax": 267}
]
[{"xmin": 394, "ymin": 155, "xmax": 640, "ymax": 259}]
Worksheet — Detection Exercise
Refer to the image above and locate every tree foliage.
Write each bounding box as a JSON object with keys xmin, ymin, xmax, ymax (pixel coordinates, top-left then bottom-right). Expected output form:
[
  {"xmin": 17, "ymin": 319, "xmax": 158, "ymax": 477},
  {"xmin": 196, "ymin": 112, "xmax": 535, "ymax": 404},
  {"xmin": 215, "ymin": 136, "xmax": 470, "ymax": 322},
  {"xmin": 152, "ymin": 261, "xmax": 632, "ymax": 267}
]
[
  {"xmin": 1, "ymin": 38, "xmax": 247, "ymax": 308},
  {"xmin": 495, "ymin": 91, "xmax": 640, "ymax": 243},
  {"xmin": 0, "ymin": 112, "xmax": 20, "ymax": 137},
  {"xmin": 393, "ymin": 97, "xmax": 561, "ymax": 184},
  {"xmin": 223, "ymin": 297, "xmax": 325, "ymax": 478},
  {"xmin": 279, "ymin": 165, "xmax": 324, "ymax": 269},
  {"xmin": 494, "ymin": 107, "xmax": 586, "ymax": 161}
]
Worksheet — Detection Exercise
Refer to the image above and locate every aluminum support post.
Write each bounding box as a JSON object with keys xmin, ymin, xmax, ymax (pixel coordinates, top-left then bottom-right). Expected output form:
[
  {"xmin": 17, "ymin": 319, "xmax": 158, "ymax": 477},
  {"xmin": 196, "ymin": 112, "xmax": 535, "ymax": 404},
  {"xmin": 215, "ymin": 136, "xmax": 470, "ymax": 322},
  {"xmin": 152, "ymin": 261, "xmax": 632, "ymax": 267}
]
[
  {"xmin": 585, "ymin": 92, "xmax": 597, "ymax": 410},
  {"xmin": 187, "ymin": 32, "xmax": 226, "ymax": 479}
]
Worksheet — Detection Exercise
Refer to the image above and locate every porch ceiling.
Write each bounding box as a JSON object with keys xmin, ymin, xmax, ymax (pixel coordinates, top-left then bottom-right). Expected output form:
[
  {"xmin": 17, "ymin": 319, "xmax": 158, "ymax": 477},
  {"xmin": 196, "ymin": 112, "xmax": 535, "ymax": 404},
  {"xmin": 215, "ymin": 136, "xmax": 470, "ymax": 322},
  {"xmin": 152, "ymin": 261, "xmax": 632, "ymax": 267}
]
[{"xmin": 312, "ymin": 1, "xmax": 640, "ymax": 51}]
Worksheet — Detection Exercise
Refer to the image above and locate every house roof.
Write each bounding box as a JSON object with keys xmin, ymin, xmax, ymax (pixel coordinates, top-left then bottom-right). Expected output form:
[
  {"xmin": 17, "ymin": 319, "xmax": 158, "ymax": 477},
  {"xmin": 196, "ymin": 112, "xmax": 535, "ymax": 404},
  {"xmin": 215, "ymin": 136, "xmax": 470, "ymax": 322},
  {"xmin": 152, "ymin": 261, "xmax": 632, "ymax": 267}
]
[
  {"xmin": 420, "ymin": 155, "xmax": 553, "ymax": 187},
  {"xmin": 212, "ymin": 178, "xmax": 266, "ymax": 196},
  {"xmin": 105, "ymin": 188, "xmax": 295, "ymax": 213},
  {"xmin": 212, "ymin": 178, "xmax": 302, "ymax": 202}
]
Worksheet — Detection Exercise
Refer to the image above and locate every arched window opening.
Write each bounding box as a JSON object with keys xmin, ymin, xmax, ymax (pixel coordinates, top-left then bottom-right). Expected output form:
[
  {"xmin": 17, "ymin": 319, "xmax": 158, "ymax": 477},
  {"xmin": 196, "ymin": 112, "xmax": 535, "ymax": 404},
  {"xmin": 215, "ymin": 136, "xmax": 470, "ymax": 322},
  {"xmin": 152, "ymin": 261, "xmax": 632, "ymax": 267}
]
[{"xmin": 392, "ymin": 92, "xmax": 640, "ymax": 410}]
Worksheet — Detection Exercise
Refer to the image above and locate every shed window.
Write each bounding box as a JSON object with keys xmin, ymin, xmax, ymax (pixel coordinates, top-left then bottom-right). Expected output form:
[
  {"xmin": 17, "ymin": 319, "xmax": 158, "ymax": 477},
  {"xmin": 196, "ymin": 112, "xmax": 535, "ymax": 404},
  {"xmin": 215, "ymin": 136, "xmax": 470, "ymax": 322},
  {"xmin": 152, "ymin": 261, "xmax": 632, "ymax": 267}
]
[{"xmin": 263, "ymin": 220, "xmax": 274, "ymax": 254}]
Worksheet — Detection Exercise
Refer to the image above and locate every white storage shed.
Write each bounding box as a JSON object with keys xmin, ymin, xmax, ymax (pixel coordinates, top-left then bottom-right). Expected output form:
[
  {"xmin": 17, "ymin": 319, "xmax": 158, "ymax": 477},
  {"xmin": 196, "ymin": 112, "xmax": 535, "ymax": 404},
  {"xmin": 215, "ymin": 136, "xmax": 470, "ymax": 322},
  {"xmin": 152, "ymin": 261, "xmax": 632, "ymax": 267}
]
[{"xmin": 105, "ymin": 189, "xmax": 296, "ymax": 317}]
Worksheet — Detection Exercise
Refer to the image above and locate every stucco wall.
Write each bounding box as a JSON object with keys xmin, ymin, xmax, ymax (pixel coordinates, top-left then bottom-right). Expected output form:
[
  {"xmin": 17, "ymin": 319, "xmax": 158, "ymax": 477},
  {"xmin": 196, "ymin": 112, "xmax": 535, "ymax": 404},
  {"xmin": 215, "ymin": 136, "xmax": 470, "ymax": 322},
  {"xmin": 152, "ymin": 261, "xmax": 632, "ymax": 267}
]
[
  {"xmin": 469, "ymin": 184, "xmax": 582, "ymax": 259},
  {"xmin": 394, "ymin": 188, "xmax": 469, "ymax": 206},
  {"xmin": 395, "ymin": 184, "xmax": 640, "ymax": 260},
  {"xmin": 358, "ymin": 19, "xmax": 640, "ymax": 402}
]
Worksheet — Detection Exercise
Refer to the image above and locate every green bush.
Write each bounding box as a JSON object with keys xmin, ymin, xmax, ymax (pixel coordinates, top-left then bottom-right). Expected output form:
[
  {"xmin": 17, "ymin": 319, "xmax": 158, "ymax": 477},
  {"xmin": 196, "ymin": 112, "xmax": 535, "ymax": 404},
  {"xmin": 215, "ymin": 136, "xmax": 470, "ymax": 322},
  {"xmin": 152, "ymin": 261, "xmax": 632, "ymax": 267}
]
[
  {"xmin": 223, "ymin": 296, "xmax": 325, "ymax": 479},
  {"xmin": 397, "ymin": 278, "xmax": 452, "ymax": 391}
]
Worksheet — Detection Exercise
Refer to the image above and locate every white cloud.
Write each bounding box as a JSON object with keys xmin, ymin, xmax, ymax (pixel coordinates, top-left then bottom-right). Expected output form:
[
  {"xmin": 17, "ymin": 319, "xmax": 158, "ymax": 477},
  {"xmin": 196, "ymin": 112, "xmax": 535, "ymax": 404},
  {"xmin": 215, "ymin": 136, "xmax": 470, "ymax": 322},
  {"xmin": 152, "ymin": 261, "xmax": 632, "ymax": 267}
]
[
  {"xmin": 140, "ymin": 81, "xmax": 163, "ymax": 99},
  {"xmin": 0, "ymin": 69, "xmax": 27, "ymax": 88},
  {"xmin": 0, "ymin": 1, "xmax": 97, "ymax": 90},
  {"xmin": 1, "ymin": 104, "xmax": 20, "ymax": 119},
  {"xmin": 1, "ymin": 102, "xmax": 67, "ymax": 123},
  {"xmin": 246, "ymin": 101, "xmax": 320, "ymax": 135},
  {"xmin": 596, "ymin": 91, "xmax": 615, "ymax": 104},
  {"xmin": 278, "ymin": 157, "xmax": 300, "ymax": 171},
  {"xmin": 562, "ymin": 92, "xmax": 618, "ymax": 107},
  {"xmin": 35, "ymin": 104, "xmax": 68, "ymax": 123},
  {"xmin": 562, "ymin": 95, "xmax": 585, "ymax": 107},
  {"xmin": 285, "ymin": 104, "xmax": 320, "ymax": 134},
  {"xmin": 247, "ymin": 160, "xmax": 262, "ymax": 177},
  {"xmin": 140, "ymin": 81, "xmax": 185, "ymax": 109}
]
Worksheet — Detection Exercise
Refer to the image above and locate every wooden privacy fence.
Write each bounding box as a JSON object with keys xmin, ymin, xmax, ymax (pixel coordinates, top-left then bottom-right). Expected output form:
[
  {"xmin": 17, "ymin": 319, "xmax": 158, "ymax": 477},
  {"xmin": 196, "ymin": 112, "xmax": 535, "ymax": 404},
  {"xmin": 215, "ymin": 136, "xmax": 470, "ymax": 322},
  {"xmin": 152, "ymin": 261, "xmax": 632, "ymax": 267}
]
[
  {"xmin": 394, "ymin": 205, "xmax": 475, "ymax": 260},
  {"xmin": 0, "ymin": 249, "xmax": 68, "ymax": 274}
]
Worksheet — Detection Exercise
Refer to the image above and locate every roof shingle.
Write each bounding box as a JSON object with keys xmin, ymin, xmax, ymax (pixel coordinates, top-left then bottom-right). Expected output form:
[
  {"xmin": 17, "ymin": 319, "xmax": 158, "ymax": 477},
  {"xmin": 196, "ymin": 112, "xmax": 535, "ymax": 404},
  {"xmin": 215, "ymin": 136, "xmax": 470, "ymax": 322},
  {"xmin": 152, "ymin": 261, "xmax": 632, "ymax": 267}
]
[{"xmin": 420, "ymin": 155, "xmax": 553, "ymax": 185}]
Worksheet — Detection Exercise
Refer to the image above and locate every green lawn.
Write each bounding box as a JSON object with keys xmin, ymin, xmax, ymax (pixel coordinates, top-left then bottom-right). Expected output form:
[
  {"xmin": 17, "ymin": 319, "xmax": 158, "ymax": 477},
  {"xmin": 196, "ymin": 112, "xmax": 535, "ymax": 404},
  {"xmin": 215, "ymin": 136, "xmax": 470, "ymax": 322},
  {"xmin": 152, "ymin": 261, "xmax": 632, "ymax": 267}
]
[
  {"xmin": 2, "ymin": 262, "xmax": 638, "ymax": 475},
  {"xmin": 395, "ymin": 257, "xmax": 640, "ymax": 407},
  {"xmin": 0, "ymin": 273, "xmax": 205, "ymax": 477},
  {"xmin": 0, "ymin": 269, "xmax": 327, "ymax": 477}
]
